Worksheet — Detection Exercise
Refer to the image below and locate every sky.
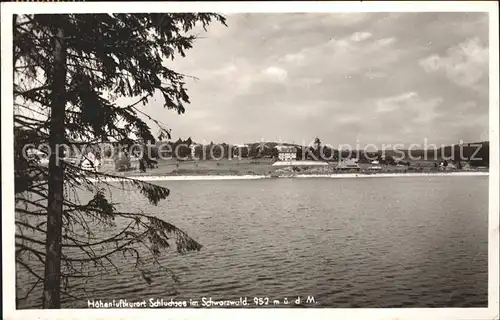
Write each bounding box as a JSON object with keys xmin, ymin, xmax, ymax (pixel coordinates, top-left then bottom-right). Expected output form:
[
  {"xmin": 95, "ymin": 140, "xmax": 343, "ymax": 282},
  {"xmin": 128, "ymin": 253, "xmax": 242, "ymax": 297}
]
[{"xmin": 134, "ymin": 12, "xmax": 490, "ymax": 148}]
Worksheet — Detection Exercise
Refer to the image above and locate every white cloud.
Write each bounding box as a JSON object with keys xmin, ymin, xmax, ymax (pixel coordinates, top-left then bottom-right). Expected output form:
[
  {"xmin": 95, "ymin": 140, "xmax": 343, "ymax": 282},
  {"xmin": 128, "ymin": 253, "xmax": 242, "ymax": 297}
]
[
  {"xmin": 376, "ymin": 92, "xmax": 443, "ymax": 123},
  {"xmin": 413, "ymin": 98, "xmax": 443, "ymax": 123},
  {"xmin": 262, "ymin": 66, "xmax": 288, "ymax": 82},
  {"xmin": 280, "ymin": 13, "xmax": 370, "ymax": 32},
  {"xmin": 187, "ymin": 109, "xmax": 210, "ymax": 120},
  {"xmin": 214, "ymin": 64, "xmax": 238, "ymax": 76},
  {"xmin": 364, "ymin": 70, "xmax": 387, "ymax": 79},
  {"xmin": 281, "ymin": 33, "xmax": 400, "ymax": 76},
  {"xmin": 336, "ymin": 114, "xmax": 362, "ymax": 124},
  {"xmin": 419, "ymin": 37, "xmax": 488, "ymax": 91},
  {"xmin": 320, "ymin": 13, "xmax": 369, "ymax": 27},
  {"xmin": 376, "ymin": 92, "xmax": 418, "ymax": 112},
  {"xmin": 374, "ymin": 37, "xmax": 396, "ymax": 47},
  {"xmin": 350, "ymin": 32, "xmax": 372, "ymax": 42},
  {"xmin": 299, "ymin": 77, "xmax": 323, "ymax": 86},
  {"xmin": 157, "ymin": 13, "xmax": 488, "ymax": 145},
  {"xmin": 284, "ymin": 100, "xmax": 335, "ymax": 118},
  {"xmin": 325, "ymin": 38, "xmax": 352, "ymax": 51},
  {"xmin": 283, "ymin": 53, "xmax": 305, "ymax": 63},
  {"xmin": 420, "ymin": 54, "xmax": 441, "ymax": 72},
  {"xmin": 453, "ymin": 100, "xmax": 478, "ymax": 113}
]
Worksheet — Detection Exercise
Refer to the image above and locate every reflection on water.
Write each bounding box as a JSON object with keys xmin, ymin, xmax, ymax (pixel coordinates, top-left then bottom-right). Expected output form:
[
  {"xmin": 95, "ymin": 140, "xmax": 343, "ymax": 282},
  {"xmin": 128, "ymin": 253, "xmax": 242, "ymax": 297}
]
[{"xmin": 16, "ymin": 176, "xmax": 488, "ymax": 308}]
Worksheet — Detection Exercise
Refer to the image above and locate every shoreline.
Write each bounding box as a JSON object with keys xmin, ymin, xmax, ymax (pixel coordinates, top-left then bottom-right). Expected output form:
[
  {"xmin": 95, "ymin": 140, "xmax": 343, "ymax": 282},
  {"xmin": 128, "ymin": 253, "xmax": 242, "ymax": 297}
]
[{"xmin": 87, "ymin": 171, "xmax": 489, "ymax": 182}]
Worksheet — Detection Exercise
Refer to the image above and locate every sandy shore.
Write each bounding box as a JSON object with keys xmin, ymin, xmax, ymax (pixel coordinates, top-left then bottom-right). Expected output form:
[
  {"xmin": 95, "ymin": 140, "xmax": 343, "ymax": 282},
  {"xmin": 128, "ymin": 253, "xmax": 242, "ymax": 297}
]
[
  {"xmin": 272, "ymin": 160, "xmax": 329, "ymax": 166},
  {"xmin": 88, "ymin": 174, "xmax": 268, "ymax": 182},
  {"xmin": 293, "ymin": 172, "xmax": 489, "ymax": 179},
  {"xmin": 87, "ymin": 171, "xmax": 488, "ymax": 182}
]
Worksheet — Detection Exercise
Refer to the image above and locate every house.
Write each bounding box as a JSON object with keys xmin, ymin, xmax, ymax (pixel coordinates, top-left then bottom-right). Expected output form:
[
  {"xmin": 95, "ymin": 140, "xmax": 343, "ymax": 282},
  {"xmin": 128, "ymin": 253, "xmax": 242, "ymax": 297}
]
[
  {"xmin": 367, "ymin": 159, "xmax": 382, "ymax": 170},
  {"xmin": 81, "ymin": 151, "xmax": 101, "ymax": 171},
  {"xmin": 26, "ymin": 148, "xmax": 49, "ymax": 167},
  {"xmin": 275, "ymin": 145, "xmax": 297, "ymax": 161},
  {"xmin": 463, "ymin": 162, "xmax": 473, "ymax": 171},
  {"xmin": 445, "ymin": 162, "xmax": 457, "ymax": 170},
  {"xmin": 336, "ymin": 158, "xmax": 360, "ymax": 171},
  {"xmin": 190, "ymin": 144, "xmax": 201, "ymax": 159},
  {"xmin": 396, "ymin": 160, "xmax": 410, "ymax": 166}
]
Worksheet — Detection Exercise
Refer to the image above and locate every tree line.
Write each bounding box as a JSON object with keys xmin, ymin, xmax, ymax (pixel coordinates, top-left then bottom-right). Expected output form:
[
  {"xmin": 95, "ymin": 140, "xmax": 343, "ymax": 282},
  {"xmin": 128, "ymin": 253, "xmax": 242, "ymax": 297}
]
[{"xmin": 148, "ymin": 136, "xmax": 489, "ymax": 166}]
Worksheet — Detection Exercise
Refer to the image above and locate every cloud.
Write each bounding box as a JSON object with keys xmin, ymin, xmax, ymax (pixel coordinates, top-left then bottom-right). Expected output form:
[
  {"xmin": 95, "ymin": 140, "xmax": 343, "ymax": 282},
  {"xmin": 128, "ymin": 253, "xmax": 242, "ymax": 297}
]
[
  {"xmin": 281, "ymin": 32, "xmax": 401, "ymax": 77},
  {"xmin": 376, "ymin": 92, "xmax": 443, "ymax": 123},
  {"xmin": 186, "ymin": 109, "xmax": 210, "ymax": 120},
  {"xmin": 336, "ymin": 114, "xmax": 363, "ymax": 124},
  {"xmin": 283, "ymin": 53, "xmax": 305, "ymax": 63},
  {"xmin": 141, "ymin": 13, "xmax": 489, "ymax": 146},
  {"xmin": 420, "ymin": 55, "xmax": 440, "ymax": 73},
  {"xmin": 270, "ymin": 13, "xmax": 370, "ymax": 33},
  {"xmin": 376, "ymin": 92, "xmax": 419, "ymax": 112},
  {"xmin": 364, "ymin": 70, "xmax": 387, "ymax": 79},
  {"xmin": 350, "ymin": 32, "xmax": 372, "ymax": 42},
  {"xmin": 214, "ymin": 64, "xmax": 238, "ymax": 76},
  {"xmin": 299, "ymin": 77, "xmax": 323, "ymax": 86},
  {"xmin": 286, "ymin": 100, "xmax": 335, "ymax": 118},
  {"xmin": 262, "ymin": 66, "xmax": 288, "ymax": 82},
  {"xmin": 322, "ymin": 13, "xmax": 370, "ymax": 27},
  {"xmin": 455, "ymin": 100, "xmax": 478, "ymax": 113},
  {"xmin": 419, "ymin": 37, "xmax": 488, "ymax": 92},
  {"xmin": 201, "ymin": 63, "xmax": 289, "ymax": 91}
]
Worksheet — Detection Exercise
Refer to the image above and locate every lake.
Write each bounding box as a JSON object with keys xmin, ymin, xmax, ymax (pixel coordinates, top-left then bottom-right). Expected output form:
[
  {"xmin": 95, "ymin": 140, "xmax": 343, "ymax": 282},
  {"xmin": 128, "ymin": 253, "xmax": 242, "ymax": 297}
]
[{"xmin": 16, "ymin": 175, "xmax": 489, "ymax": 308}]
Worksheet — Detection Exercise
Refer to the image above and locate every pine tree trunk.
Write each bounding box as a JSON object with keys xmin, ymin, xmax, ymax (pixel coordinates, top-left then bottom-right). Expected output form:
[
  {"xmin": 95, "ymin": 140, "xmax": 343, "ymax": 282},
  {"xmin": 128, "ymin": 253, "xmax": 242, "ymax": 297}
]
[{"xmin": 43, "ymin": 24, "xmax": 66, "ymax": 309}]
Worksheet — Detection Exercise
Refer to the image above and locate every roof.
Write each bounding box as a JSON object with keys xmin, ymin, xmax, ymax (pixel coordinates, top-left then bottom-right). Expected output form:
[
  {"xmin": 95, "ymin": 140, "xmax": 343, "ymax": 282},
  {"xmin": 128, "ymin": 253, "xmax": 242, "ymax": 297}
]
[
  {"xmin": 26, "ymin": 149, "xmax": 47, "ymax": 156},
  {"xmin": 275, "ymin": 145, "xmax": 297, "ymax": 152},
  {"xmin": 336, "ymin": 159, "xmax": 360, "ymax": 169}
]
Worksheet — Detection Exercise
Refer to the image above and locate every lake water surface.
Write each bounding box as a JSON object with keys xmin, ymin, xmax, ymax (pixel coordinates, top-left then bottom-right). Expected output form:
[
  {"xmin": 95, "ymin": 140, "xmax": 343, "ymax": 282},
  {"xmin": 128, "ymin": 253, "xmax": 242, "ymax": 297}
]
[{"xmin": 16, "ymin": 175, "xmax": 489, "ymax": 308}]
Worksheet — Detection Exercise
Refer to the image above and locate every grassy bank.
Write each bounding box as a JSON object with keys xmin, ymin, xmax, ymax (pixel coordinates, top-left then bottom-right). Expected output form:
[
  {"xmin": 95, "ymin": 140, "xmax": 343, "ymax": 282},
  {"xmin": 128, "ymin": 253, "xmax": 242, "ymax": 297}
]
[
  {"xmin": 107, "ymin": 158, "xmax": 488, "ymax": 178},
  {"xmin": 114, "ymin": 158, "xmax": 277, "ymax": 177}
]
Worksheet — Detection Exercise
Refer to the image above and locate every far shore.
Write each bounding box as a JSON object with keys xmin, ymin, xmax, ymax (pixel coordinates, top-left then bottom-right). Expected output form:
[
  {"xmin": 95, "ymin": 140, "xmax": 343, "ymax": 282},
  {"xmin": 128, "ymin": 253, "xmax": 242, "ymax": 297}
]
[
  {"xmin": 88, "ymin": 171, "xmax": 489, "ymax": 182},
  {"xmin": 84, "ymin": 158, "xmax": 491, "ymax": 182}
]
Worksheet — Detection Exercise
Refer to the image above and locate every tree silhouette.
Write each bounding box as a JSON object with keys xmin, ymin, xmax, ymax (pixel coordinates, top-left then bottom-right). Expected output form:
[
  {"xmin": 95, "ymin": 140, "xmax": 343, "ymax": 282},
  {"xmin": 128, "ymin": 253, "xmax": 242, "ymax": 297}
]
[
  {"xmin": 14, "ymin": 13, "xmax": 226, "ymax": 308},
  {"xmin": 313, "ymin": 137, "xmax": 322, "ymax": 160},
  {"xmin": 256, "ymin": 141, "xmax": 270, "ymax": 158}
]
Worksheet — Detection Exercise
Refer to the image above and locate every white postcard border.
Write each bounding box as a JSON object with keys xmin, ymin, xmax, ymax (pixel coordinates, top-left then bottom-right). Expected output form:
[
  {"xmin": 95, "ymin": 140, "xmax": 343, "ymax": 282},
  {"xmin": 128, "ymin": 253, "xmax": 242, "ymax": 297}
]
[{"xmin": 2, "ymin": 2, "xmax": 498, "ymax": 320}]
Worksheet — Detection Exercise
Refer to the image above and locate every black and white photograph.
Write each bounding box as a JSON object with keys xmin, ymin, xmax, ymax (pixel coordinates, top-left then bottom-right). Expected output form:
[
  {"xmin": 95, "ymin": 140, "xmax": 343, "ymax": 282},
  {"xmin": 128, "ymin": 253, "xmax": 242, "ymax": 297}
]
[{"xmin": 2, "ymin": 1, "xmax": 499, "ymax": 320}]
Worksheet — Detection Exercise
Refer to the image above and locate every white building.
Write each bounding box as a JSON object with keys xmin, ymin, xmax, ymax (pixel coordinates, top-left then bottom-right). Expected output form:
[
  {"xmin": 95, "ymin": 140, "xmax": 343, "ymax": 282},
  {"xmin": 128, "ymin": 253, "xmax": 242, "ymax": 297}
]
[
  {"xmin": 445, "ymin": 162, "xmax": 457, "ymax": 170},
  {"xmin": 190, "ymin": 144, "xmax": 201, "ymax": 159},
  {"xmin": 26, "ymin": 148, "xmax": 49, "ymax": 166},
  {"xmin": 275, "ymin": 145, "xmax": 297, "ymax": 161},
  {"xmin": 439, "ymin": 161, "xmax": 457, "ymax": 170},
  {"xmin": 336, "ymin": 158, "xmax": 360, "ymax": 171},
  {"xmin": 81, "ymin": 151, "xmax": 100, "ymax": 171}
]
